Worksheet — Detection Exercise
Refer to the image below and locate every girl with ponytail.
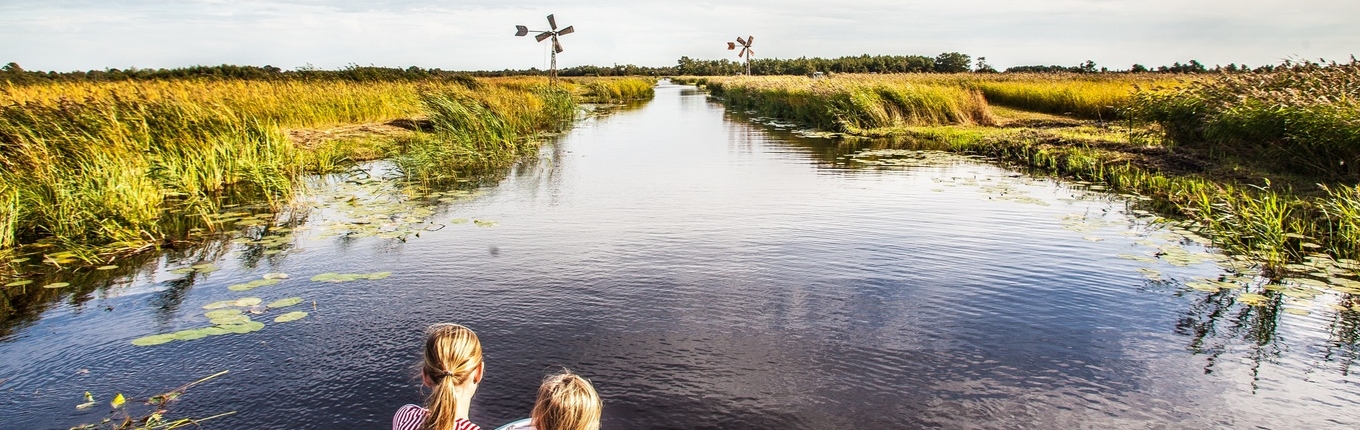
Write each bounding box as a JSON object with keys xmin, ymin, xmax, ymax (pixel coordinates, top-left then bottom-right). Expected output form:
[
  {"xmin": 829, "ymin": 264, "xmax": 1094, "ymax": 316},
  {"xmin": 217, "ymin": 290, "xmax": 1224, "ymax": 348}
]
[{"xmin": 393, "ymin": 324, "xmax": 486, "ymax": 430}]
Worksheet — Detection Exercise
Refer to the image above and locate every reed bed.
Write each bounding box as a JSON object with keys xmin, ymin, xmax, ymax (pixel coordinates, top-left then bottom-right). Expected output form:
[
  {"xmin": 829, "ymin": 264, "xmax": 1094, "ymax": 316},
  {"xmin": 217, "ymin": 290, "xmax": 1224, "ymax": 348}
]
[
  {"xmin": 691, "ymin": 68, "xmax": 1359, "ymax": 270},
  {"xmin": 705, "ymin": 75, "xmax": 995, "ymax": 132},
  {"xmin": 1133, "ymin": 59, "xmax": 1360, "ymax": 178},
  {"xmin": 0, "ymin": 77, "xmax": 625, "ymax": 255},
  {"xmin": 571, "ymin": 77, "xmax": 658, "ymax": 103}
]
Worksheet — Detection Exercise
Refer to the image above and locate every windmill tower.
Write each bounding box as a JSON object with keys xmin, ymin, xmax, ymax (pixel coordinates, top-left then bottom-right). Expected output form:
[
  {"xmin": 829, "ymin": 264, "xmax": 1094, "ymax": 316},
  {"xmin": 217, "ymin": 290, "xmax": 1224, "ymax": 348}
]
[
  {"xmin": 727, "ymin": 36, "xmax": 754, "ymax": 75},
  {"xmin": 516, "ymin": 14, "xmax": 575, "ymax": 82}
]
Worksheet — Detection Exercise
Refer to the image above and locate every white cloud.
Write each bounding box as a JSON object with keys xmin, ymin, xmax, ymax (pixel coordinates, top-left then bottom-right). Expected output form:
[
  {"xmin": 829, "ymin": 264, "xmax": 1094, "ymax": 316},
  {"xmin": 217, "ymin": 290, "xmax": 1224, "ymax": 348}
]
[{"xmin": 0, "ymin": 0, "xmax": 1356, "ymax": 71}]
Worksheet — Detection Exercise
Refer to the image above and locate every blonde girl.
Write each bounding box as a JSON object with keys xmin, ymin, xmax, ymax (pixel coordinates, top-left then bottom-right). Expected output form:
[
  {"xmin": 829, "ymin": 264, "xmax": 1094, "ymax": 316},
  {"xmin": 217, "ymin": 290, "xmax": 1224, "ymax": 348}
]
[
  {"xmin": 394, "ymin": 324, "xmax": 486, "ymax": 430},
  {"xmin": 529, "ymin": 370, "xmax": 602, "ymax": 430}
]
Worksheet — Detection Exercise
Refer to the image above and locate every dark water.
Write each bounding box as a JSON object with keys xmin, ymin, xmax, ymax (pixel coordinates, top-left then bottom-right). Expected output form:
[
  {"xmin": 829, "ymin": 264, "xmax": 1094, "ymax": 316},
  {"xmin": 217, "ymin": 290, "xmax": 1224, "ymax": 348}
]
[{"xmin": 3, "ymin": 82, "xmax": 1360, "ymax": 429}]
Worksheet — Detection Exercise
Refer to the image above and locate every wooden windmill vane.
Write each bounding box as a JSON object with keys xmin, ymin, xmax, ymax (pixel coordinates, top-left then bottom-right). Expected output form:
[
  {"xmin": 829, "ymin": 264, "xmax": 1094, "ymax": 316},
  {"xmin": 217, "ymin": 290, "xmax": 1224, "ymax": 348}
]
[
  {"xmin": 516, "ymin": 14, "xmax": 575, "ymax": 82},
  {"xmin": 727, "ymin": 35, "xmax": 754, "ymax": 75}
]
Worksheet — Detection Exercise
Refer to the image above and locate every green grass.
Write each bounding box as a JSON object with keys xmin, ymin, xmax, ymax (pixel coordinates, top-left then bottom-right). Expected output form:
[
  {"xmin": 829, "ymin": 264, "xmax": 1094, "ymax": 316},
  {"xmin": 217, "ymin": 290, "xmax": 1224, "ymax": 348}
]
[
  {"xmin": 706, "ymin": 75, "xmax": 995, "ymax": 132},
  {"xmin": 1132, "ymin": 59, "xmax": 1360, "ymax": 179},
  {"xmin": 0, "ymin": 77, "xmax": 635, "ymax": 262},
  {"xmin": 692, "ymin": 69, "xmax": 1360, "ymax": 272}
]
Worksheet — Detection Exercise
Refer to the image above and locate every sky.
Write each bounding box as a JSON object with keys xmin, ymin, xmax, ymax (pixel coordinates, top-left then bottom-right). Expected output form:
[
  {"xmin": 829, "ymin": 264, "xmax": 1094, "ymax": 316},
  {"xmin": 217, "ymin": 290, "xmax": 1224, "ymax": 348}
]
[{"xmin": 1, "ymin": 0, "xmax": 1357, "ymax": 72}]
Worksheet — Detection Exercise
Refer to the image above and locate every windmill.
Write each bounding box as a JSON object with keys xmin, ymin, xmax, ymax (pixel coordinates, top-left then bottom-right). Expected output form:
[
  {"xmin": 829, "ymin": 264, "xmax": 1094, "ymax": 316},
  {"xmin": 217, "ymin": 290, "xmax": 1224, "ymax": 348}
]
[
  {"xmin": 515, "ymin": 14, "xmax": 574, "ymax": 82},
  {"xmin": 727, "ymin": 36, "xmax": 754, "ymax": 75}
]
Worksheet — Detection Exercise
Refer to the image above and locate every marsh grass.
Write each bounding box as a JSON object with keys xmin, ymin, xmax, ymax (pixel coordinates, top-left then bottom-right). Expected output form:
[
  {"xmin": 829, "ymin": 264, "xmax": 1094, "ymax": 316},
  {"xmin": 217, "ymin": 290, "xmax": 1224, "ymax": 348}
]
[
  {"xmin": 0, "ymin": 76, "xmax": 631, "ymax": 260},
  {"xmin": 396, "ymin": 84, "xmax": 578, "ymax": 182},
  {"xmin": 689, "ymin": 71, "xmax": 1359, "ymax": 271},
  {"xmin": 706, "ymin": 75, "xmax": 995, "ymax": 132},
  {"xmin": 1133, "ymin": 59, "xmax": 1360, "ymax": 179},
  {"xmin": 572, "ymin": 77, "xmax": 657, "ymax": 103}
]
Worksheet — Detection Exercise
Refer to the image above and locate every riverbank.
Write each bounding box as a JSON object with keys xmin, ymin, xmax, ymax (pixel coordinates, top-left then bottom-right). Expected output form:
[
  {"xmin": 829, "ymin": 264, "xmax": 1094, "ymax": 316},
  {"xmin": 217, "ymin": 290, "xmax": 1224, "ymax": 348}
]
[
  {"xmin": 0, "ymin": 76, "xmax": 654, "ymax": 274},
  {"xmin": 686, "ymin": 65, "xmax": 1360, "ymax": 276}
]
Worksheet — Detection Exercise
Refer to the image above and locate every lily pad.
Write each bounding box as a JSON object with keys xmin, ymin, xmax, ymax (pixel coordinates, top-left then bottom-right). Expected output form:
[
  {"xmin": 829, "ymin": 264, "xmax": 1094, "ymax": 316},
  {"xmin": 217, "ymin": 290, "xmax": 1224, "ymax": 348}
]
[
  {"xmin": 267, "ymin": 297, "xmax": 304, "ymax": 308},
  {"xmin": 227, "ymin": 283, "xmax": 256, "ymax": 291},
  {"xmin": 234, "ymin": 297, "xmax": 262, "ymax": 307},
  {"xmin": 169, "ymin": 268, "xmax": 196, "ymax": 275},
  {"xmin": 262, "ymin": 273, "xmax": 289, "ymax": 280},
  {"xmin": 1238, "ymin": 293, "xmax": 1270, "ymax": 306},
  {"xmin": 42, "ymin": 282, "xmax": 70, "ymax": 289},
  {"xmin": 274, "ymin": 311, "xmax": 309, "ymax": 323},
  {"xmin": 191, "ymin": 263, "xmax": 219, "ymax": 273},
  {"xmin": 209, "ymin": 314, "xmax": 251, "ymax": 325},
  {"xmin": 131, "ymin": 333, "xmax": 177, "ymax": 346},
  {"xmin": 202, "ymin": 300, "xmax": 237, "ymax": 310},
  {"xmin": 4, "ymin": 279, "xmax": 34, "ymax": 287},
  {"xmin": 204, "ymin": 309, "xmax": 243, "ymax": 319},
  {"xmin": 218, "ymin": 321, "xmax": 265, "ymax": 334},
  {"xmin": 172, "ymin": 329, "xmax": 210, "ymax": 341},
  {"xmin": 366, "ymin": 272, "xmax": 392, "ymax": 280}
]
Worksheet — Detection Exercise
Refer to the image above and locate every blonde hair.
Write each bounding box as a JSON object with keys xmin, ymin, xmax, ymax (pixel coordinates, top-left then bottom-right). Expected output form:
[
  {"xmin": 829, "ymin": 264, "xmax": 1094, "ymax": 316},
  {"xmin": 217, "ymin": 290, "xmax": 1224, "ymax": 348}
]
[
  {"xmin": 421, "ymin": 323, "xmax": 483, "ymax": 430},
  {"xmin": 530, "ymin": 370, "xmax": 602, "ymax": 430}
]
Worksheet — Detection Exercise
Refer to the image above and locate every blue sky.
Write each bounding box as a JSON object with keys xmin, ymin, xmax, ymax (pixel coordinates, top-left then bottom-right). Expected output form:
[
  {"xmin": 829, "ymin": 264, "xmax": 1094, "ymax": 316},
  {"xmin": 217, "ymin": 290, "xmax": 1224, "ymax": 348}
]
[{"xmin": 1, "ymin": 0, "xmax": 1356, "ymax": 72}]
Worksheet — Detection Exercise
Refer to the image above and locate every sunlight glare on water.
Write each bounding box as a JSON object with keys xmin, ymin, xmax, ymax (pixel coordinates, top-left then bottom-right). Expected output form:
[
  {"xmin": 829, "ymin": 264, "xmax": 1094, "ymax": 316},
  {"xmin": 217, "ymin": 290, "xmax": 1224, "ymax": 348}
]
[{"xmin": 1, "ymin": 82, "xmax": 1359, "ymax": 429}]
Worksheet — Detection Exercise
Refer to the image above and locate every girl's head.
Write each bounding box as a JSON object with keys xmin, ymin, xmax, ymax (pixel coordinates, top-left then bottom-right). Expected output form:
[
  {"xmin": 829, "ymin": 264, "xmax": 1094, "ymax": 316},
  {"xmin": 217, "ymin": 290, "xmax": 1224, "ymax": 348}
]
[
  {"xmin": 421, "ymin": 323, "xmax": 484, "ymax": 430},
  {"xmin": 530, "ymin": 370, "xmax": 602, "ymax": 430}
]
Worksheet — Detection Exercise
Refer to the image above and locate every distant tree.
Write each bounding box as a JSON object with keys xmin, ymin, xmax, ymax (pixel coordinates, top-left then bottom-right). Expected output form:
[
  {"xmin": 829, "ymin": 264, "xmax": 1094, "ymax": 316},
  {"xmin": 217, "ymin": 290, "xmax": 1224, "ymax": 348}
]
[
  {"xmin": 1130, "ymin": 64, "xmax": 1147, "ymax": 73},
  {"xmin": 934, "ymin": 52, "xmax": 971, "ymax": 73},
  {"xmin": 2, "ymin": 62, "xmax": 21, "ymax": 73},
  {"xmin": 1079, "ymin": 60, "xmax": 1097, "ymax": 73},
  {"xmin": 974, "ymin": 57, "xmax": 997, "ymax": 73}
]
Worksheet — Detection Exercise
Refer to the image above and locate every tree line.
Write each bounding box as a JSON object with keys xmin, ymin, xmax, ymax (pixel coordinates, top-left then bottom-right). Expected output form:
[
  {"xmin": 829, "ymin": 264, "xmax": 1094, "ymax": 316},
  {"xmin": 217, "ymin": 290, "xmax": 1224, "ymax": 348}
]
[{"xmin": 1, "ymin": 54, "xmax": 1281, "ymax": 85}]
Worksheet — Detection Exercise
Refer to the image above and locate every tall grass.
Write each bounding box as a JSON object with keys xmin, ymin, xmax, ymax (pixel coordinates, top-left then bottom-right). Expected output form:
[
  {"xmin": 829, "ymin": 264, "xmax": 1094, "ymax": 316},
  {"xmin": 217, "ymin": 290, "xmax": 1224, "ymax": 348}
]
[
  {"xmin": 0, "ymin": 77, "xmax": 601, "ymax": 254},
  {"xmin": 706, "ymin": 75, "xmax": 995, "ymax": 133},
  {"xmin": 573, "ymin": 77, "xmax": 657, "ymax": 103},
  {"xmin": 397, "ymin": 84, "xmax": 578, "ymax": 181},
  {"xmin": 1132, "ymin": 59, "xmax": 1360, "ymax": 178}
]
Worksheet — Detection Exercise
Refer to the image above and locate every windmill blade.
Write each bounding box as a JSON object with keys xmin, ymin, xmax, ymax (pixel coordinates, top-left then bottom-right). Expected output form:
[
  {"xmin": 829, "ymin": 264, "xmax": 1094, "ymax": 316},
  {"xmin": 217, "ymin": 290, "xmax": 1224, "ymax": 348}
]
[
  {"xmin": 553, "ymin": 36, "xmax": 563, "ymax": 53},
  {"xmin": 736, "ymin": 36, "xmax": 746, "ymax": 46},
  {"xmin": 536, "ymin": 31, "xmax": 553, "ymax": 42},
  {"xmin": 727, "ymin": 42, "xmax": 736, "ymax": 50},
  {"xmin": 747, "ymin": 35, "xmax": 754, "ymax": 46},
  {"xmin": 515, "ymin": 25, "xmax": 529, "ymax": 37},
  {"xmin": 557, "ymin": 25, "xmax": 574, "ymax": 36},
  {"xmin": 547, "ymin": 14, "xmax": 557, "ymax": 30},
  {"xmin": 738, "ymin": 48, "xmax": 747, "ymax": 58}
]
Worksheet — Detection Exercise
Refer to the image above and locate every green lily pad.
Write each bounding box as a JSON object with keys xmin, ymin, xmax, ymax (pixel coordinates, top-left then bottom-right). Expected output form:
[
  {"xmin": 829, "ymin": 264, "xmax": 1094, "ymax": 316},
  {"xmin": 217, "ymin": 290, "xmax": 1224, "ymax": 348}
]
[
  {"xmin": 191, "ymin": 263, "xmax": 219, "ymax": 273},
  {"xmin": 202, "ymin": 300, "xmax": 237, "ymax": 310},
  {"xmin": 209, "ymin": 314, "xmax": 251, "ymax": 325},
  {"xmin": 172, "ymin": 329, "xmax": 210, "ymax": 341},
  {"xmin": 131, "ymin": 333, "xmax": 177, "ymax": 346},
  {"xmin": 274, "ymin": 311, "xmax": 308, "ymax": 323},
  {"xmin": 267, "ymin": 297, "xmax": 304, "ymax": 308},
  {"xmin": 4, "ymin": 279, "xmax": 34, "ymax": 287},
  {"xmin": 169, "ymin": 268, "xmax": 196, "ymax": 275},
  {"xmin": 234, "ymin": 297, "xmax": 262, "ymax": 307},
  {"xmin": 218, "ymin": 321, "xmax": 265, "ymax": 334},
  {"xmin": 42, "ymin": 282, "xmax": 70, "ymax": 289},
  {"xmin": 366, "ymin": 272, "xmax": 392, "ymax": 280},
  {"xmin": 1238, "ymin": 293, "xmax": 1270, "ymax": 305},
  {"xmin": 205, "ymin": 309, "xmax": 243, "ymax": 319},
  {"xmin": 227, "ymin": 283, "xmax": 256, "ymax": 291},
  {"xmin": 262, "ymin": 273, "xmax": 289, "ymax": 280}
]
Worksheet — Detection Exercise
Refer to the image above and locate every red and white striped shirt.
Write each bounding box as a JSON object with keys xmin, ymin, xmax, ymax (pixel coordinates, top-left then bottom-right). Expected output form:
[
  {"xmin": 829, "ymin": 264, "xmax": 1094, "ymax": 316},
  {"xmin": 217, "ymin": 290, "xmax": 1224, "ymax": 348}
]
[{"xmin": 393, "ymin": 404, "xmax": 482, "ymax": 430}]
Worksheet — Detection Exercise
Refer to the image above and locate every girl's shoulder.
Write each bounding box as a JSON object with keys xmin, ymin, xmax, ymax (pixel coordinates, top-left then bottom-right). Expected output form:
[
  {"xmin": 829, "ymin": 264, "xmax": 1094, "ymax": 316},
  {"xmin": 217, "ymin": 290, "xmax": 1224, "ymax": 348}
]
[
  {"xmin": 393, "ymin": 404, "xmax": 428, "ymax": 430},
  {"xmin": 455, "ymin": 418, "xmax": 484, "ymax": 430}
]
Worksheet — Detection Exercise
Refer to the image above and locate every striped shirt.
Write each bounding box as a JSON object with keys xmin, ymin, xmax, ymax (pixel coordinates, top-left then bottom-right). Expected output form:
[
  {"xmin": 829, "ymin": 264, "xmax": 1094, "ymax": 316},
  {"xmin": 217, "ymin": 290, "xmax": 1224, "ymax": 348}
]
[{"xmin": 393, "ymin": 404, "xmax": 482, "ymax": 430}]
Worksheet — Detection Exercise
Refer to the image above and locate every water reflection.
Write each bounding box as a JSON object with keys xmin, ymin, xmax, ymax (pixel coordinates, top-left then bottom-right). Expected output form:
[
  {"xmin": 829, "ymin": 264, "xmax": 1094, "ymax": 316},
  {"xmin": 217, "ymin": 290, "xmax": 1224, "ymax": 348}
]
[{"xmin": 1, "ymin": 83, "xmax": 1359, "ymax": 429}]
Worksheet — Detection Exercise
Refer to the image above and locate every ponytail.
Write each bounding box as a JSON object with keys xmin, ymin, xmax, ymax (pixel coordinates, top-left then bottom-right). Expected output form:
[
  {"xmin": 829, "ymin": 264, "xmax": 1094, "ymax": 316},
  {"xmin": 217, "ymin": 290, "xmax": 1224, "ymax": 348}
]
[{"xmin": 420, "ymin": 324, "xmax": 483, "ymax": 430}]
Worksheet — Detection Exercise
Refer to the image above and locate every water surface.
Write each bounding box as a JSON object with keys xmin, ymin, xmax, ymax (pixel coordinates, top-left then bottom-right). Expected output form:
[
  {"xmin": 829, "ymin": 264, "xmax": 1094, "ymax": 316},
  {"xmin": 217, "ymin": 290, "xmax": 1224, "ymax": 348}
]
[{"xmin": 3, "ymin": 83, "xmax": 1360, "ymax": 429}]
